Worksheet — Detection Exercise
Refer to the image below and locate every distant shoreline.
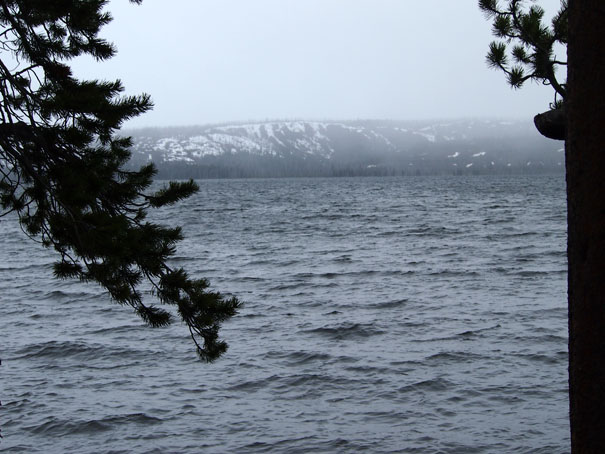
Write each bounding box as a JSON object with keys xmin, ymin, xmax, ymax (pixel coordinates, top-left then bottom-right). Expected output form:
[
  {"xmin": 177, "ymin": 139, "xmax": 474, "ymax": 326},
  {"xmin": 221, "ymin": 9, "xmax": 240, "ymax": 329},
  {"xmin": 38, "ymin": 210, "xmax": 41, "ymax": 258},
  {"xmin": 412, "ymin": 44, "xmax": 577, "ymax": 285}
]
[{"xmin": 126, "ymin": 119, "xmax": 564, "ymax": 180}]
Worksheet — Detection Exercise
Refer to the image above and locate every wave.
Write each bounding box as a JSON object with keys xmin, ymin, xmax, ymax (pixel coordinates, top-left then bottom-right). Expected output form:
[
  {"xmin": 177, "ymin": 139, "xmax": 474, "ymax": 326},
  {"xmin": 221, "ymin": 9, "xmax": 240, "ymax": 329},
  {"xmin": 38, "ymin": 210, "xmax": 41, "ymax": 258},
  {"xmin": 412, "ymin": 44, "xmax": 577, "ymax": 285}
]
[
  {"xmin": 289, "ymin": 270, "xmax": 415, "ymax": 280},
  {"xmin": 424, "ymin": 351, "xmax": 489, "ymax": 364},
  {"xmin": 12, "ymin": 340, "xmax": 142, "ymax": 361},
  {"xmin": 398, "ymin": 377, "xmax": 455, "ymax": 393},
  {"xmin": 368, "ymin": 298, "xmax": 409, "ymax": 309},
  {"xmin": 237, "ymin": 435, "xmax": 337, "ymax": 454},
  {"xmin": 406, "ymin": 225, "xmax": 462, "ymax": 236},
  {"xmin": 262, "ymin": 350, "xmax": 333, "ymax": 366},
  {"xmin": 414, "ymin": 325, "xmax": 502, "ymax": 343},
  {"xmin": 25, "ymin": 413, "xmax": 162, "ymax": 436},
  {"xmin": 517, "ymin": 352, "xmax": 568, "ymax": 365},
  {"xmin": 302, "ymin": 322, "xmax": 385, "ymax": 340},
  {"xmin": 267, "ymin": 282, "xmax": 338, "ymax": 291}
]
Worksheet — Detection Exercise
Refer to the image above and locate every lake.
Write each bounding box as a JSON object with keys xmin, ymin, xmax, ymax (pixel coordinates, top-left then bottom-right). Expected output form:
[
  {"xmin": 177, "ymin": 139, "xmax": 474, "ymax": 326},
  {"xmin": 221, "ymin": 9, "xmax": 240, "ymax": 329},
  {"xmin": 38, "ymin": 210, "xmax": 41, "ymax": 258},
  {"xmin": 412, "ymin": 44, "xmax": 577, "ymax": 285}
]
[{"xmin": 0, "ymin": 175, "xmax": 569, "ymax": 453}]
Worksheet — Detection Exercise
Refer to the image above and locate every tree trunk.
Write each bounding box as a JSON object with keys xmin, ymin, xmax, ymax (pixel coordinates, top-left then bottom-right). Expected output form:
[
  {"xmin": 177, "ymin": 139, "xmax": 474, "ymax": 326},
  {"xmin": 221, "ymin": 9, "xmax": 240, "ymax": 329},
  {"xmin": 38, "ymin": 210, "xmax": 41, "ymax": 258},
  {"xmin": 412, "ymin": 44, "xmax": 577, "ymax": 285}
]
[{"xmin": 567, "ymin": 1, "xmax": 605, "ymax": 452}]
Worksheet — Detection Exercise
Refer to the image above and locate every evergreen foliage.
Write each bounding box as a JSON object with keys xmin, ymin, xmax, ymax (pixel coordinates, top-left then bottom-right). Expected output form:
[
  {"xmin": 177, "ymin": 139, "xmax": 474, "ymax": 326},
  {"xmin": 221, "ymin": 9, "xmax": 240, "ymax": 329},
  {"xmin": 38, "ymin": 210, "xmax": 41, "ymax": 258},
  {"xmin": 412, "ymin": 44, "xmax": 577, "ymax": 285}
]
[
  {"xmin": 0, "ymin": 0, "xmax": 240, "ymax": 361},
  {"xmin": 479, "ymin": 0, "xmax": 568, "ymax": 109}
]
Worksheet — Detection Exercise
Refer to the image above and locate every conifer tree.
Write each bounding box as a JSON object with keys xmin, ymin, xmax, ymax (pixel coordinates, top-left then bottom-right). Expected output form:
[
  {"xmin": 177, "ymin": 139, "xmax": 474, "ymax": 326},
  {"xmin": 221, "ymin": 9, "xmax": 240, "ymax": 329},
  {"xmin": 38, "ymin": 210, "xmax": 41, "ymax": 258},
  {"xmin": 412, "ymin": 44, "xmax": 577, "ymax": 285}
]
[
  {"xmin": 482, "ymin": 1, "xmax": 605, "ymax": 451},
  {"xmin": 479, "ymin": 0, "xmax": 567, "ymax": 139},
  {"xmin": 0, "ymin": 0, "xmax": 240, "ymax": 361}
]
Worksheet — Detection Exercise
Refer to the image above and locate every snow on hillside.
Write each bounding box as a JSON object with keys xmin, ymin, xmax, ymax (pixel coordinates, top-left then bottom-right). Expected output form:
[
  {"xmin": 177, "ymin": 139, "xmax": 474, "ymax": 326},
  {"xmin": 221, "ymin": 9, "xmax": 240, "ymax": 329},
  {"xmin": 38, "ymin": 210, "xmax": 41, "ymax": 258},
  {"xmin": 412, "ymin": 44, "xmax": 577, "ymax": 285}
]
[{"xmin": 125, "ymin": 119, "xmax": 563, "ymax": 177}]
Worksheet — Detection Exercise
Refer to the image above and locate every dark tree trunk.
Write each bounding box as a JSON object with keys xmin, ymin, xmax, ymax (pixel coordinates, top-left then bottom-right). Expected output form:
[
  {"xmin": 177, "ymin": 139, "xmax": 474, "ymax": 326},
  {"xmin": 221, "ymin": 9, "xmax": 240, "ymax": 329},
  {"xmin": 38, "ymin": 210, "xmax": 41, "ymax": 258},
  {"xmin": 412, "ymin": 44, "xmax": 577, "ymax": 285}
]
[{"xmin": 567, "ymin": 1, "xmax": 605, "ymax": 452}]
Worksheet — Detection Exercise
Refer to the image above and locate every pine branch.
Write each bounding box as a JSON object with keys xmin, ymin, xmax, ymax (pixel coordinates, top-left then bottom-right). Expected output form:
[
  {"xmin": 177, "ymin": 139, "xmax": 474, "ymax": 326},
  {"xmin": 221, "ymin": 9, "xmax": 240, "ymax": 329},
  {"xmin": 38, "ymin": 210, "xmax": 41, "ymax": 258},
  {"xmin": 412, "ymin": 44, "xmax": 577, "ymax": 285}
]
[
  {"xmin": 0, "ymin": 0, "xmax": 240, "ymax": 361},
  {"xmin": 480, "ymin": 0, "xmax": 567, "ymax": 102}
]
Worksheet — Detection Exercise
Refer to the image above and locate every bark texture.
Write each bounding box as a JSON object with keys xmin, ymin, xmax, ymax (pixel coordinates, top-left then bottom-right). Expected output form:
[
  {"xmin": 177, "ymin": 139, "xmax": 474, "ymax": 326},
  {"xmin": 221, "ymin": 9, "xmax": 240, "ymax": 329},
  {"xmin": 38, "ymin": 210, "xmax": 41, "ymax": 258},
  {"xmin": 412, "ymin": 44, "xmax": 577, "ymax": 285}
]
[{"xmin": 567, "ymin": 1, "xmax": 605, "ymax": 452}]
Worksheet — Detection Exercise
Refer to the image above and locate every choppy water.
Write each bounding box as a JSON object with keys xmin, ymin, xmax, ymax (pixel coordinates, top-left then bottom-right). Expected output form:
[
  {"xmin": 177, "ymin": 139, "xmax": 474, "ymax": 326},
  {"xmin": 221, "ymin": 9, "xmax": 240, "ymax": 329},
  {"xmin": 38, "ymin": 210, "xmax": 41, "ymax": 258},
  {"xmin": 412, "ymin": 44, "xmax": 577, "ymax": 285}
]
[{"xmin": 1, "ymin": 175, "xmax": 569, "ymax": 453}]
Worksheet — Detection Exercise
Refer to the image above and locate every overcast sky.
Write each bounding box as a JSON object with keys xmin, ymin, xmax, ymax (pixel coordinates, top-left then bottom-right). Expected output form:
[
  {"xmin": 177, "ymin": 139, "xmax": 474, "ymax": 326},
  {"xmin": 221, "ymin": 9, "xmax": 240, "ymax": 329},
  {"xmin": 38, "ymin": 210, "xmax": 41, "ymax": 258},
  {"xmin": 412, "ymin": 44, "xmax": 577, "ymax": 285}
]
[{"xmin": 72, "ymin": 0, "xmax": 566, "ymax": 128}]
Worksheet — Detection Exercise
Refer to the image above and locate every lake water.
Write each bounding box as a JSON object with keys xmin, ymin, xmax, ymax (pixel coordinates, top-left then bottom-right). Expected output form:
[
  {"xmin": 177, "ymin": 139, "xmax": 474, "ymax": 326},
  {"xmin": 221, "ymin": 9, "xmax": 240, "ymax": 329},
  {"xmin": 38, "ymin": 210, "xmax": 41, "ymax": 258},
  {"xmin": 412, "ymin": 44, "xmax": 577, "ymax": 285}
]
[{"xmin": 1, "ymin": 175, "xmax": 569, "ymax": 453}]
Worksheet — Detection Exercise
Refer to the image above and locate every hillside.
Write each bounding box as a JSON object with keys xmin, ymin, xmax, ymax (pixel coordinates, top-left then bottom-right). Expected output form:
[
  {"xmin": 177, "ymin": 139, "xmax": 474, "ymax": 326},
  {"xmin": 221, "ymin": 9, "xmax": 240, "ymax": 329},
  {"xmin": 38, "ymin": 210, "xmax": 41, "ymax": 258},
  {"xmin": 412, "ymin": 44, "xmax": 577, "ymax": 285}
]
[{"xmin": 125, "ymin": 119, "xmax": 564, "ymax": 178}]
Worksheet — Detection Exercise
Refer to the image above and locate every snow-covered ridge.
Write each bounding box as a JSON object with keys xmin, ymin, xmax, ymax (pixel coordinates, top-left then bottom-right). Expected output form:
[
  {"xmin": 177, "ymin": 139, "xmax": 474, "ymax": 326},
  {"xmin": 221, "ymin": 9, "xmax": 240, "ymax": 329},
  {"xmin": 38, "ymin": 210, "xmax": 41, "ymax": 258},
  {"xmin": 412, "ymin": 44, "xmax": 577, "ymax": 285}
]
[
  {"xmin": 131, "ymin": 121, "xmax": 368, "ymax": 162},
  {"xmin": 126, "ymin": 119, "xmax": 563, "ymax": 177},
  {"xmin": 130, "ymin": 119, "xmax": 497, "ymax": 161}
]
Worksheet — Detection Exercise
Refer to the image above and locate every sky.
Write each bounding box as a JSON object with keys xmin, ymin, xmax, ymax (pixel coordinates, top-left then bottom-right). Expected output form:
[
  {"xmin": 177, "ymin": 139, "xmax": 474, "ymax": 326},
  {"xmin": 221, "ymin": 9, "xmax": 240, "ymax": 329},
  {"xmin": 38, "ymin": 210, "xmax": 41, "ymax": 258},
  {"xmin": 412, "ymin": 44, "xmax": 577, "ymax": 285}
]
[{"xmin": 71, "ymin": 0, "xmax": 566, "ymax": 128}]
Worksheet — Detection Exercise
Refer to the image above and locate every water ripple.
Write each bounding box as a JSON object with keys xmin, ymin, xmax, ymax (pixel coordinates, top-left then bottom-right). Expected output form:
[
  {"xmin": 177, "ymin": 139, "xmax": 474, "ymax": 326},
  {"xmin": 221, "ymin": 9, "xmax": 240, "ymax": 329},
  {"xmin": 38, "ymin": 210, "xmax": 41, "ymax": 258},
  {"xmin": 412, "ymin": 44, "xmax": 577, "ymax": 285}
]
[{"xmin": 0, "ymin": 175, "xmax": 569, "ymax": 454}]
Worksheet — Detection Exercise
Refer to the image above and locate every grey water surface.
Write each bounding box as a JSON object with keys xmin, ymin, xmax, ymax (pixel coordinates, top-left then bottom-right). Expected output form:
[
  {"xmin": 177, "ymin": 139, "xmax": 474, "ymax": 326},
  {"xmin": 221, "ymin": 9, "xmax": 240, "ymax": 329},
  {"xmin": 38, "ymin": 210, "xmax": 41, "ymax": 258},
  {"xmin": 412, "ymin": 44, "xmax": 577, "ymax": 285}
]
[{"xmin": 1, "ymin": 175, "xmax": 569, "ymax": 453}]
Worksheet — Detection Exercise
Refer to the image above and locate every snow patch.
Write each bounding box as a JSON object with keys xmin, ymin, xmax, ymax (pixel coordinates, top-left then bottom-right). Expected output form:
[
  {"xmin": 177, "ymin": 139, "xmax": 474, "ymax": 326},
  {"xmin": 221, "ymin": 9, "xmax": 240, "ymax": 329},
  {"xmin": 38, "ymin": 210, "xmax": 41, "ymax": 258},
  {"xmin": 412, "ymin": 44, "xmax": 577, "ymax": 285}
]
[{"xmin": 414, "ymin": 132, "xmax": 436, "ymax": 143}]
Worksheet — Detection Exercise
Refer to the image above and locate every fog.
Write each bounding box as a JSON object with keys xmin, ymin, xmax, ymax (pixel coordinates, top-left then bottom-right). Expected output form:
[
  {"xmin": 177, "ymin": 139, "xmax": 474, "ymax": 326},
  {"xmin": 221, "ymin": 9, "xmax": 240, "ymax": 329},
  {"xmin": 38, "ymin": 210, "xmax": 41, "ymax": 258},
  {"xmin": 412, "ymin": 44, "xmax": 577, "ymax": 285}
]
[{"xmin": 72, "ymin": 0, "xmax": 566, "ymax": 128}]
